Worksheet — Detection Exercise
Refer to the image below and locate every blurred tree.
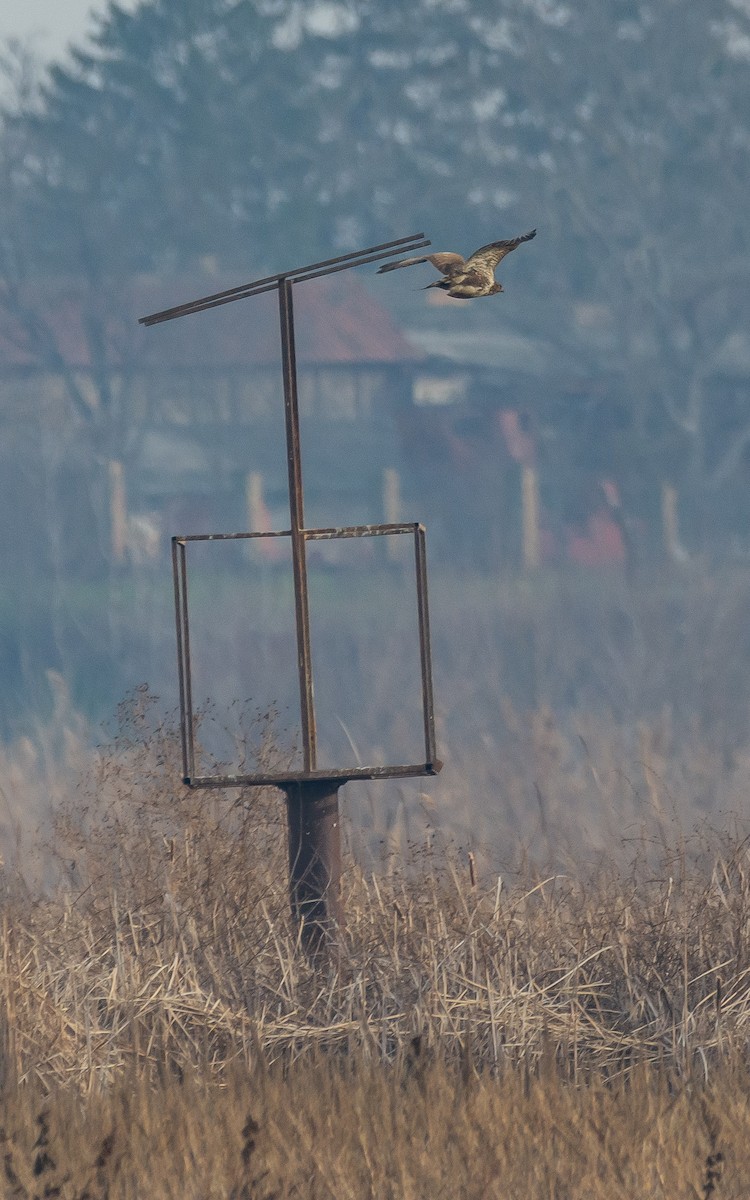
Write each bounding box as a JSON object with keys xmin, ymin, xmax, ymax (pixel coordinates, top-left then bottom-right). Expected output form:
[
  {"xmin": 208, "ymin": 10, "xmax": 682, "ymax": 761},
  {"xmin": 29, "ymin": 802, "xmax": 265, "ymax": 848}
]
[
  {"xmin": 0, "ymin": 0, "xmax": 558, "ymax": 278},
  {"xmin": 515, "ymin": 0, "xmax": 750, "ymax": 549},
  {"xmin": 1, "ymin": 0, "xmax": 750, "ymax": 560}
]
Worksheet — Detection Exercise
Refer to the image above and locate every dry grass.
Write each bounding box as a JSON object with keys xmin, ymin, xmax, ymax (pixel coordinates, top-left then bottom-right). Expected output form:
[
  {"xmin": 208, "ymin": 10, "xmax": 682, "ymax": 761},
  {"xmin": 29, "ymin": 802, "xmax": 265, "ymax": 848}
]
[
  {"xmin": 1, "ymin": 687, "xmax": 750, "ymax": 1193},
  {"xmin": 0, "ymin": 1058, "xmax": 748, "ymax": 1198}
]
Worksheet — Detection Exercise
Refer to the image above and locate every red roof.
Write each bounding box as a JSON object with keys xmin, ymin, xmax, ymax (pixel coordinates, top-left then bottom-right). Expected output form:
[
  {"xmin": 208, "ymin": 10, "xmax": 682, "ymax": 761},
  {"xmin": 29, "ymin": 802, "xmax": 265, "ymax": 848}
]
[{"xmin": 0, "ymin": 271, "xmax": 421, "ymax": 370}]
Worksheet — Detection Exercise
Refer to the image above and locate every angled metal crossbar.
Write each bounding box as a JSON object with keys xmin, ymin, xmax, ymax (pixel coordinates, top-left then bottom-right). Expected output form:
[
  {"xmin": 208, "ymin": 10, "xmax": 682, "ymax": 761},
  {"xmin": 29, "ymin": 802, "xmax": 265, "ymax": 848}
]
[{"xmin": 138, "ymin": 233, "xmax": 430, "ymax": 326}]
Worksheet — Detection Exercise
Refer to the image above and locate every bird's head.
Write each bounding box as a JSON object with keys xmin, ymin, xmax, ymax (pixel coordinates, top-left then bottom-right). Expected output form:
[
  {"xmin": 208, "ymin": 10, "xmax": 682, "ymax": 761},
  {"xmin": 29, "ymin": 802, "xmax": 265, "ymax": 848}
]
[{"xmin": 489, "ymin": 282, "xmax": 503, "ymax": 295}]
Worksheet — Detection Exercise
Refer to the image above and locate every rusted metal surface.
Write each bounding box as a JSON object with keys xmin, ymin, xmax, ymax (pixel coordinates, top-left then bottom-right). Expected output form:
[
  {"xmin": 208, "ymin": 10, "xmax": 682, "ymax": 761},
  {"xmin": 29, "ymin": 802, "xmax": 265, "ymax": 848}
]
[
  {"xmin": 306, "ymin": 521, "xmax": 418, "ymax": 540},
  {"xmin": 177, "ymin": 764, "xmax": 441, "ymax": 788}
]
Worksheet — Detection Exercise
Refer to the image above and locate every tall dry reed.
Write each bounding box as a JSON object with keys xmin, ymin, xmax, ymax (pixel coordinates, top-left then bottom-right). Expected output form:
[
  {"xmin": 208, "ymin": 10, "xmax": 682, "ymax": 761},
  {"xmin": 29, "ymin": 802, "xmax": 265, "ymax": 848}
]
[{"xmin": 0, "ymin": 688, "xmax": 748, "ymax": 1094}]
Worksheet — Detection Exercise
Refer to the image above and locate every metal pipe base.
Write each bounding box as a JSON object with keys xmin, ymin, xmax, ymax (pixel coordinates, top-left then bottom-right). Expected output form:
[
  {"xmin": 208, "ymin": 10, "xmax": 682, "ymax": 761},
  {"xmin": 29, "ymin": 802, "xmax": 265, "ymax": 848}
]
[{"xmin": 283, "ymin": 779, "xmax": 344, "ymax": 951}]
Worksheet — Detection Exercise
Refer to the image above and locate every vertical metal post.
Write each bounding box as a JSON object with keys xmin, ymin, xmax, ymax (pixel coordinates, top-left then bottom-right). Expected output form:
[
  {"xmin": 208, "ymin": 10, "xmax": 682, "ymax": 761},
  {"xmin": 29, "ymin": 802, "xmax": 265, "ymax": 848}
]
[
  {"xmin": 278, "ymin": 277, "xmax": 317, "ymax": 772},
  {"xmin": 284, "ymin": 780, "xmax": 344, "ymax": 949},
  {"xmin": 172, "ymin": 536, "xmax": 194, "ymax": 782},
  {"xmin": 278, "ymin": 278, "xmax": 343, "ymax": 947},
  {"xmin": 414, "ymin": 524, "xmax": 438, "ymax": 768}
]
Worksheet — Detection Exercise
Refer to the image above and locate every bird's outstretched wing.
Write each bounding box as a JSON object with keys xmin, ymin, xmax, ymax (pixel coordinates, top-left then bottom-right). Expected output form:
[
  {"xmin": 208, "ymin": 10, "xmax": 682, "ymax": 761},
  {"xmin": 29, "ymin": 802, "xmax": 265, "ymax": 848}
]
[
  {"xmin": 465, "ymin": 229, "xmax": 536, "ymax": 273},
  {"xmin": 377, "ymin": 252, "xmax": 466, "ymax": 276}
]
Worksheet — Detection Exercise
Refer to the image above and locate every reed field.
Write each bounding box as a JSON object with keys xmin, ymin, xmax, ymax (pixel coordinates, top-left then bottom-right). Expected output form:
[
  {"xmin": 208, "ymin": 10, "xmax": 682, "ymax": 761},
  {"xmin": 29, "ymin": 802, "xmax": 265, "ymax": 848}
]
[{"xmin": 1, "ymin": 686, "xmax": 750, "ymax": 1195}]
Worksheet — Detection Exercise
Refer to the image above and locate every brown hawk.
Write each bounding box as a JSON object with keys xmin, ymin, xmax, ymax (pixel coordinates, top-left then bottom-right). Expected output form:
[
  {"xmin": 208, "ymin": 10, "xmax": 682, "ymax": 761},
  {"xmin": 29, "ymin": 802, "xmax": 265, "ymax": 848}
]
[{"xmin": 377, "ymin": 229, "xmax": 536, "ymax": 298}]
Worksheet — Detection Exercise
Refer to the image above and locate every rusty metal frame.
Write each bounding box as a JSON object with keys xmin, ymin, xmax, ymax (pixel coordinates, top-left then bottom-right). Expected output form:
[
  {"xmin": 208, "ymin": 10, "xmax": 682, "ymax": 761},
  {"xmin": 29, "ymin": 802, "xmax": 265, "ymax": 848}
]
[
  {"xmin": 143, "ymin": 233, "xmax": 444, "ymax": 943},
  {"xmin": 171, "ymin": 523, "xmax": 440, "ymax": 788}
]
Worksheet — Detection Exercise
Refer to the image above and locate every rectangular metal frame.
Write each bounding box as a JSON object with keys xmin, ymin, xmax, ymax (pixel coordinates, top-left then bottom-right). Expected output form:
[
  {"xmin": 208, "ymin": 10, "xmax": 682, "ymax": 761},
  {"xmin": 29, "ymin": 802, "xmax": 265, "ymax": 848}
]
[{"xmin": 172, "ymin": 523, "xmax": 440, "ymax": 788}]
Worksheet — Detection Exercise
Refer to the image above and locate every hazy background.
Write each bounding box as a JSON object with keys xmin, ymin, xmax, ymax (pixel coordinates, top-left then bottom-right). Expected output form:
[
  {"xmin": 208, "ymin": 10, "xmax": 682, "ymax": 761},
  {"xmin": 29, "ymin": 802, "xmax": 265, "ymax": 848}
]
[{"xmin": 1, "ymin": 0, "xmax": 750, "ymax": 868}]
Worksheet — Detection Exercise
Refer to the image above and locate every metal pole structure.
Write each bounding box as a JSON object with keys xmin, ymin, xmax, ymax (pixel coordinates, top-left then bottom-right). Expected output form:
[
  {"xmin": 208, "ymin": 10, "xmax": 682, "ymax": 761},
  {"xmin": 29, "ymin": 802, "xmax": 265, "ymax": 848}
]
[
  {"xmin": 140, "ymin": 235, "xmax": 440, "ymax": 951},
  {"xmin": 278, "ymin": 276, "xmax": 343, "ymax": 944}
]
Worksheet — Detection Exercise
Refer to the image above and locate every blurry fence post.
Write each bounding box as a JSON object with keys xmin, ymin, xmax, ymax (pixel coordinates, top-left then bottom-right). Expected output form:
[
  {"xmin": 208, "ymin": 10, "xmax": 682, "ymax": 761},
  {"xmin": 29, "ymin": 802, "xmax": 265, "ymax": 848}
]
[
  {"xmin": 521, "ymin": 465, "xmax": 541, "ymax": 571},
  {"xmin": 383, "ymin": 467, "xmax": 402, "ymax": 562},
  {"xmin": 109, "ymin": 460, "xmax": 127, "ymax": 565},
  {"xmin": 246, "ymin": 470, "xmax": 265, "ymax": 532},
  {"xmin": 662, "ymin": 482, "xmax": 680, "ymax": 563}
]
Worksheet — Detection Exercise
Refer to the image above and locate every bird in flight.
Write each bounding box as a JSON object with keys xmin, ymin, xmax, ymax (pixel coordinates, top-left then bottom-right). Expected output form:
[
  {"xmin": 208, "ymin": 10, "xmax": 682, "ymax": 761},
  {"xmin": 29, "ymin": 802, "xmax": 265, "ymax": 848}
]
[{"xmin": 377, "ymin": 229, "xmax": 536, "ymax": 298}]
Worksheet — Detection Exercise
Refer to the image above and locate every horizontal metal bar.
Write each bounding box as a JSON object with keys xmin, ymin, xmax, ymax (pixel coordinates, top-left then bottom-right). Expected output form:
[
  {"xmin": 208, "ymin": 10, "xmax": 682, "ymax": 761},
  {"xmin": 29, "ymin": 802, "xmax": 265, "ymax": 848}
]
[
  {"xmin": 138, "ymin": 232, "xmax": 429, "ymax": 326},
  {"xmin": 183, "ymin": 760, "xmax": 443, "ymax": 789},
  {"xmin": 173, "ymin": 523, "xmax": 420, "ymax": 544},
  {"xmin": 305, "ymin": 522, "xmax": 419, "ymax": 540},
  {"xmin": 173, "ymin": 531, "xmax": 292, "ymax": 543}
]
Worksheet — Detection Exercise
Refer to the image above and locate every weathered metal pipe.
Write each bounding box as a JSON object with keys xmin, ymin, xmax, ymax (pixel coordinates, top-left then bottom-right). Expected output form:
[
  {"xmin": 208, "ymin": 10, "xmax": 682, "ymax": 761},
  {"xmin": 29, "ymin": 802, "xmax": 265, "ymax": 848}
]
[{"xmin": 284, "ymin": 779, "xmax": 344, "ymax": 949}]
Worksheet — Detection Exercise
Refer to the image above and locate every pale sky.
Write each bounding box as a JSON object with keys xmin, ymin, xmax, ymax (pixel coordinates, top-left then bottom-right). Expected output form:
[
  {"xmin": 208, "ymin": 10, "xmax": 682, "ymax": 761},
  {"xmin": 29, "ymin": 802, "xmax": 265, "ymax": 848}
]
[{"xmin": 0, "ymin": 0, "xmax": 136, "ymax": 61}]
